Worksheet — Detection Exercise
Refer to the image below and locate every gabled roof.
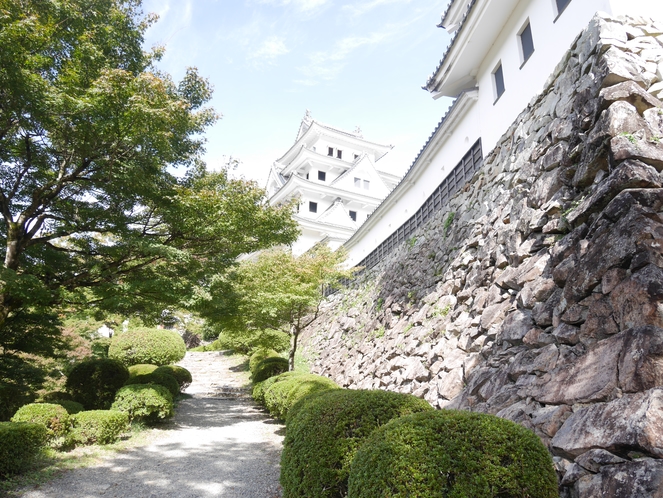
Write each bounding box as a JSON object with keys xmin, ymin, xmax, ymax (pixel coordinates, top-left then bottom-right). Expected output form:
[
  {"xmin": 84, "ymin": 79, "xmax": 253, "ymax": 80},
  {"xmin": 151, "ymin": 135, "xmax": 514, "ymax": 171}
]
[
  {"xmin": 316, "ymin": 198, "xmax": 357, "ymax": 230},
  {"xmin": 331, "ymin": 154, "xmax": 390, "ymax": 194}
]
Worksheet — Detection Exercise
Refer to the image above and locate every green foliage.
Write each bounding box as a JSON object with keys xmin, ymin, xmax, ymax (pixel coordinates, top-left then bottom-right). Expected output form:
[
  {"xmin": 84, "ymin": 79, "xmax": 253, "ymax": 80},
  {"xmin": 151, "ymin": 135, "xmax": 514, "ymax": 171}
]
[
  {"xmin": 444, "ymin": 211, "xmax": 456, "ymax": 235},
  {"xmin": 65, "ymin": 359, "xmax": 130, "ymax": 410},
  {"xmin": 70, "ymin": 410, "xmax": 129, "ymax": 446},
  {"xmin": 263, "ymin": 374, "xmax": 339, "ymax": 420},
  {"xmin": 154, "ymin": 365, "xmax": 192, "ymax": 390},
  {"xmin": 54, "ymin": 400, "xmax": 85, "ymax": 415},
  {"xmin": 125, "ymin": 371, "xmax": 180, "ymax": 398},
  {"xmin": 10, "ymin": 403, "xmax": 71, "ymax": 444},
  {"xmin": 128, "ymin": 364, "xmax": 159, "ymax": 379},
  {"xmin": 253, "ymin": 357, "xmax": 289, "ymax": 383},
  {"xmin": 0, "ymin": 422, "xmax": 48, "ymax": 477},
  {"xmin": 347, "ymin": 410, "xmax": 559, "ymax": 498},
  {"xmin": 111, "ymin": 384, "xmax": 173, "ymax": 423},
  {"xmin": 91, "ymin": 338, "xmax": 113, "ymax": 359},
  {"xmin": 213, "ymin": 329, "xmax": 290, "ymax": 355},
  {"xmin": 281, "ymin": 389, "xmax": 433, "ymax": 498},
  {"xmin": 252, "ymin": 372, "xmax": 303, "ymax": 406},
  {"xmin": 250, "ymin": 349, "xmax": 281, "ymax": 377},
  {"xmin": 108, "ymin": 328, "xmax": 186, "ymax": 367}
]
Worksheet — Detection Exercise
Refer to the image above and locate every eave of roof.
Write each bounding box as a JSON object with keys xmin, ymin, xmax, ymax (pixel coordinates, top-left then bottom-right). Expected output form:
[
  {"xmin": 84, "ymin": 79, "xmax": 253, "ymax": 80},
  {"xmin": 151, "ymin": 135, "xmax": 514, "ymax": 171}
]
[{"xmin": 269, "ymin": 173, "xmax": 384, "ymax": 206}]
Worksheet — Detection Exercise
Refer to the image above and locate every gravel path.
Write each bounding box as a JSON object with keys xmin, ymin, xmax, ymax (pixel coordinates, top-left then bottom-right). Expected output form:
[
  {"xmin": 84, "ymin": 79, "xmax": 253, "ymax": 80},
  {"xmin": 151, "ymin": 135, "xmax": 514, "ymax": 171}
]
[{"xmin": 18, "ymin": 352, "xmax": 284, "ymax": 498}]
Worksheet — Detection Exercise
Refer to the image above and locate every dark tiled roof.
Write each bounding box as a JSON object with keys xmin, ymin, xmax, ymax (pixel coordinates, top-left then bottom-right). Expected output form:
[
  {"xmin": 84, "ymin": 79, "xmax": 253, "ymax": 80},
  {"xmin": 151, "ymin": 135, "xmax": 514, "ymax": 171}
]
[{"xmin": 424, "ymin": 0, "xmax": 479, "ymax": 93}]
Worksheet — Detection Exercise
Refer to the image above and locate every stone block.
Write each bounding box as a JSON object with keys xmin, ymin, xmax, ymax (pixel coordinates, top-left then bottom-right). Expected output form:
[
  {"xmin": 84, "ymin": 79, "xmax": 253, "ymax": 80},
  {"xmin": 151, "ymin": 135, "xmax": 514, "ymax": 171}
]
[
  {"xmin": 575, "ymin": 448, "xmax": 627, "ymax": 473},
  {"xmin": 610, "ymin": 265, "xmax": 663, "ymax": 331},
  {"xmin": 499, "ymin": 309, "xmax": 534, "ymax": 344},
  {"xmin": 618, "ymin": 325, "xmax": 663, "ymax": 393},
  {"xmin": 574, "ymin": 459, "xmax": 663, "ymax": 498},
  {"xmin": 551, "ymin": 388, "xmax": 663, "ymax": 458},
  {"xmin": 599, "ymin": 80, "xmax": 663, "ymax": 114}
]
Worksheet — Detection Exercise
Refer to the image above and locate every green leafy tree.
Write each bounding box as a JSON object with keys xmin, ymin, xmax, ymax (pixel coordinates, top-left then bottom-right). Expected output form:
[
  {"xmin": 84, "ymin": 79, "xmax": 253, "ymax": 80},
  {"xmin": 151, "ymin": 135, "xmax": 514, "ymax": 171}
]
[
  {"xmin": 202, "ymin": 246, "xmax": 353, "ymax": 370},
  {"xmin": 0, "ymin": 0, "xmax": 298, "ymax": 417}
]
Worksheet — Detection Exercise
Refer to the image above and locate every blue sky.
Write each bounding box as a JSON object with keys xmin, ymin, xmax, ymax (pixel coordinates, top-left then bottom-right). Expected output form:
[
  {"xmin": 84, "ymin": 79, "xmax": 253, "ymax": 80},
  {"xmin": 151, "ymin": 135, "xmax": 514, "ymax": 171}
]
[{"xmin": 141, "ymin": 0, "xmax": 453, "ymax": 184}]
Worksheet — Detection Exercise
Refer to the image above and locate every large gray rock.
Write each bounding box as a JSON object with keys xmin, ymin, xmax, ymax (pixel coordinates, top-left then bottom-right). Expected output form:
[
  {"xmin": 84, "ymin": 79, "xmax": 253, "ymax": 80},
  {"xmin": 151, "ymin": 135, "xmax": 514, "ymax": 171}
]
[
  {"xmin": 575, "ymin": 459, "xmax": 663, "ymax": 498},
  {"xmin": 551, "ymin": 388, "xmax": 663, "ymax": 458}
]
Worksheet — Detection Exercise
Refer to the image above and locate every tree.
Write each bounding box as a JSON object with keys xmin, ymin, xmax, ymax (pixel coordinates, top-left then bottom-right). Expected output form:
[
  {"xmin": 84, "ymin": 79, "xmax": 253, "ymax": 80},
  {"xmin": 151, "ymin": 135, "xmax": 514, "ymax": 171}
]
[
  {"xmin": 0, "ymin": 0, "xmax": 298, "ymax": 416},
  {"xmin": 202, "ymin": 246, "xmax": 353, "ymax": 370}
]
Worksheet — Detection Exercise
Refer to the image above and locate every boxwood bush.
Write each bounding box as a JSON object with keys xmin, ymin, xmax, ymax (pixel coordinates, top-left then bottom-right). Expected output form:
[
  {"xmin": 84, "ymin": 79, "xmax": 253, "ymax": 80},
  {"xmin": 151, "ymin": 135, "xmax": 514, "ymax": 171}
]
[
  {"xmin": 348, "ymin": 410, "xmax": 559, "ymax": 498},
  {"xmin": 281, "ymin": 389, "xmax": 433, "ymax": 498},
  {"xmin": 70, "ymin": 410, "xmax": 130, "ymax": 445},
  {"xmin": 111, "ymin": 384, "xmax": 173, "ymax": 423},
  {"xmin": 65, "ymin": 358, "xmax": 130, "ymax": 409},
  {"xmin": 108, "ymin": 328, "xmax": 186, "ymax": 366},
  {"xmin": 249, "ymin": 349, "xmax": 280, "ymax": 377},
  {"xmin": 264, "ymin": 374, "xmax": 339, "ymax": 420},
  {"xmin": 252, "ymin": 356, "xmax": 289, "ymax": 383},
  {"xmin": 10, "ymin": 403, "xmax": 71, "ymax": 444},
  {"xmin": 125, "ymin": 371, "xmax": 180, "ymax": 397},
  {"xmin": 128, "ymin": 364, "xmax": 159, "ymax": 379},
  {"xmin": 55, "ymin": 400, "xmax": 85, "ymax": 414},
  {"xmin": 252, "ymin": 371, "xmax": 302, "ymax": 406},
  {"xmin": 154, "ymin": 365, "xmax": 192, "ymax": 390},
  {"xmin": 0, "ymin": 422, "xmax": 48, "ymax": 476}
]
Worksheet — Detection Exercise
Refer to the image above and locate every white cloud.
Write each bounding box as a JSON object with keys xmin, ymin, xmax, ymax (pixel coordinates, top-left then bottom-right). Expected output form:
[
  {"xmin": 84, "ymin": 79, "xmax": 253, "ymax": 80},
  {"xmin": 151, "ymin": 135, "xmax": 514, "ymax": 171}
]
[
  {"xmin": 250, "ymin": 36, "xmax": 290, "ymax": 64},
  {"xmin": 297, "ymin": 31, "xmax": 393, "ymax": 82},
  {"xmin": 342, "ymin": 0, "xmax": 412, "ymax": 18},
  {"xmin": 258, "ymin": 0, "xmax": 330, "ymax": 12}
]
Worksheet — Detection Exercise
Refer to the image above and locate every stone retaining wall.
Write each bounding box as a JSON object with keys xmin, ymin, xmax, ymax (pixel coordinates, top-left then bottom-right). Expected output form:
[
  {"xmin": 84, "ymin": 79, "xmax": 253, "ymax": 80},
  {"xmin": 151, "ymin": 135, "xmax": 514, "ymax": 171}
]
[{"xmin": 300, "ymin": 13, "xmax": 663, "ymax": 497}]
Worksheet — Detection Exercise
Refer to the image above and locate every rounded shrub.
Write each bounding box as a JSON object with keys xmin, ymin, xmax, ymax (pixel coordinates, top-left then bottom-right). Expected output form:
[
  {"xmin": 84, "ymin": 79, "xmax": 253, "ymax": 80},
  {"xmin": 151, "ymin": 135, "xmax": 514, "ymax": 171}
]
[
  {"xmin": 65, "ymin": 358, "xmax": 130, "ymax": 410},
  {"xmin": 264, "ymin": 374, "xmax": 339, "ymax": 420},
  {"xmin": 55, "ymin": 400, "xmax": 85, "ymax": 414},
  {"xmin": 154, "ymin": 365, "xmax": 192, "ymax": 390},
  {"xmin": 281, "ymin": 389, "xmax": 433, "ymax": 498},
  {"xmin": 111, "ymin": 384, "xmax": 173, "ymax": 423},
  {"xmin": 252, "ymin": 356, "xmax": 289, "ymax": 383},
  {"xmin": 128, "ymin": 364, "xmax": 159, "ymax": 379},
  {"xmin": 0, "ymin": 422, "xmax": 48, "ymax": 476},
  {"xmin": 249, "ymin": 349, "xmax": 280, "ymax": 377},
  {"xmin": 348, "ymin": 410, "xmax": 559, "ymax": 498},
  {"xmin": 70, "ymin": 410, "xmax": 130, "ymax": 445},
  {"xmin": 252, "ymin": 371, "xmax": 302, "ymax": 406},
  {"xmin": 125, "ymin": 371, "xmax": 180, "ymax": 397},
  {"xmin": 10, "ymin": 403, "xmax": 71, "ymax": 443},
  {"xmin": 108, "ymin": 327, "xmax": 186, "ymax": 367}
]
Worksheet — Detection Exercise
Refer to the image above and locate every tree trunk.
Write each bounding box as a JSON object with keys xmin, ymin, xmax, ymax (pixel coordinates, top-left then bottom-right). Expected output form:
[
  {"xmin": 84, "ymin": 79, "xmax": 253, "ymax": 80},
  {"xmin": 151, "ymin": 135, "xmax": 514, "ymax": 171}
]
[{"xmin": 289, "ymin": 325, "xmax": 299, "ymax": 371}]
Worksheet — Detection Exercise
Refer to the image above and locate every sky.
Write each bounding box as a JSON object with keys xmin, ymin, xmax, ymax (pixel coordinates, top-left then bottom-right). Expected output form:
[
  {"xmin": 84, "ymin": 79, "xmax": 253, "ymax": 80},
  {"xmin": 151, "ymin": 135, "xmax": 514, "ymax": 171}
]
[{"xmin": 140, "ymin": 0, "xmax": 453, "ymax": 185}]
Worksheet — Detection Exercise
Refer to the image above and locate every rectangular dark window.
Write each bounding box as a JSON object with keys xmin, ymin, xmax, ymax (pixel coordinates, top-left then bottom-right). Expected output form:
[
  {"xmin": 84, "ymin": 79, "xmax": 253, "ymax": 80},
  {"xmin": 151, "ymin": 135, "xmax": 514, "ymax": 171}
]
[
  {"xmin": 309, "ymin": 201, "xmax": 317, "ymax": 213},
  {"xmin": 328, "ymin": 147, "xmax": 334, "ymax": 156},
  {"xmin": 493, "ymin": 63, "xmax": 505, "ymax": 102},
  {"xmin": 519, "ymin": 22, "xmax": 534, "ymax": 65},
  {"xmin": 349, "ymin": 210, "xmax": 357, "ymax": 221},
  {"xmin": 354, "ymin": 177, "xmax": 361, "ymax": 188},
  {"xmin": 306, "ymin": 173, "xmax": 309, "ymax": 179},
  {"xmin": 337, "ymin": 149, "xmax": 343, "ymax": 159},
  {"xmin": 318, "ymin": 171, "xmax": 326, "ymax": 181},
  {"xmin": 354, "ymin": 154, "xmax": 359, "ymax": 160},
  {"xmin": 556, "ymin": 0, "xmax": 571, "ymax": 17}
]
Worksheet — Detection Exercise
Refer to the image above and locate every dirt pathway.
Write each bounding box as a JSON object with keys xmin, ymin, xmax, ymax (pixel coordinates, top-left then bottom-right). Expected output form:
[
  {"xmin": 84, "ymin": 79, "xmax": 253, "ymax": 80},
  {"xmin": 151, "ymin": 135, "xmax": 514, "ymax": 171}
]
[{"xmin": 18, "ymin": 352, "xmax": 284, "ymax": 498}]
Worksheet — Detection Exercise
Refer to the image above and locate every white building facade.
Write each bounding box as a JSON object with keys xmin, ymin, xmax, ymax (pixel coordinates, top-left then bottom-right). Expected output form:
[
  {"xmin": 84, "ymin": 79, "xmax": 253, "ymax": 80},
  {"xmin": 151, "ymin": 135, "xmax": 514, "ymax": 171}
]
[
  {"xmin": 344, "ymin": 0, "xmax": 663, "ymax": 268},
  {"xmin": 266, "ymin": 112, "xmax": 399, "ymax": 255}
]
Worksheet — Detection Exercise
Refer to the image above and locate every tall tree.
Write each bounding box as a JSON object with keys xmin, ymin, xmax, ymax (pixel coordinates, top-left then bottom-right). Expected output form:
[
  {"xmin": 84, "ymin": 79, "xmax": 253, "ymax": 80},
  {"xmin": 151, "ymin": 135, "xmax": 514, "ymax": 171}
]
[
  {"xmin": 202, "ymin": 246, "xmax": 353, "ymax": 370},
  {"xmin": 0, "ymin": 0, "xmax": 298, "ymax": 414}
]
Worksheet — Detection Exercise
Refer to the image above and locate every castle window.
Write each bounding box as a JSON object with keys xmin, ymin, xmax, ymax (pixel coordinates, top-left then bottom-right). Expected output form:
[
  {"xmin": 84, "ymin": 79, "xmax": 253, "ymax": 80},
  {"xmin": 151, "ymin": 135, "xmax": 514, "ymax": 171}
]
[
  {"xmin": 337, "ymin": 149, "xmax": 343, "ymax": 159},
  {"xmin": 309, "ymin": 201, "xmax": 317, "ymax": 213},
  {"xmin": 328, "ymin": 147, "xmax": 334, "ymax": 156},
  {"xmin": 349, "ymin": 210, "xmax": 357, "ymax": 221},
  {"xmin": 318, "ymin": 171, "xmax": 326, "ymax": 181},
  {"xmin": 354, "ymin": 154, "xmax": 359, "ymax": 160},
  {"xmin": 518, "ymin": 21, "xmax": 534, "ymax": 66},
  {"xmin": 363, "ymin": 180, "xmax": 370, "ymax": 190},
  {"xmin": 554, "ymin": 0, "xmax": 572, "ymax": 18},
  {"xmin": 492, "ymin": 62, "xmax": 505, "ymax": 103},
  {"xmin": 354, "ymin": 177, "xmax": 361, "ymax": 188}
]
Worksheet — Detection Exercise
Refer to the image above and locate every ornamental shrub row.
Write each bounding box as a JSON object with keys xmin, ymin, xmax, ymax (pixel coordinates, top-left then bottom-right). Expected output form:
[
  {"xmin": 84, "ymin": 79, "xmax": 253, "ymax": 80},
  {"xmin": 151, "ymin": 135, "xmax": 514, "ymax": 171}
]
[
  {"xmin": 249, "ymin": 348, "xmax": 280, "ymax": 377},
  {"xmin": 69, "ymin": 410, "xmax": 129, "ymax": 445},
  {"xmin": 108, "ymin": 328, "xmax": 186, "ymax": 367},
  {"xmin": 0, "ymin": 422, "xmax": 48, "ymax": 477},
  {"xmin": 279, "ymin": 388, "xmax": 559, "ymax": 498},
  {"xmin": 252, "ymin": 356, "xmax": 289, "ymax": 383},
  {"xmin": 263, "ymin": 374, "xmax": 339, "ymax": 420}
]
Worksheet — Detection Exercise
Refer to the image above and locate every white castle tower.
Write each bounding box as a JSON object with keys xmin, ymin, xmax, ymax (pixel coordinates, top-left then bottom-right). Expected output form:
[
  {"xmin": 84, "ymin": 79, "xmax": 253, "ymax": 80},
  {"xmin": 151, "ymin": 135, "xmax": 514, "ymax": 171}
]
[{"xmin": 266, "ymin": 111, "xmax": 399, "ymax": 255}]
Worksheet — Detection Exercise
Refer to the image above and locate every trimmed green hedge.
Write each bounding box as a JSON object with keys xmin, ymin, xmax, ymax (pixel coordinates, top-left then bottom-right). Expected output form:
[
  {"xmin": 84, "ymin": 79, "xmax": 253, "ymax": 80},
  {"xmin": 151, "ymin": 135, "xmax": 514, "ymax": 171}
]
[
  {"xmin": 249, "ymin": 349, "xmax": 280, "ymax": 377},
  {"xmin": 125, "ymin": 371, "xmax": 180, "ymax": 397},
  {"xmin": 65, "ymin": 358, "xmax": 130, "ymax": 410},
  {"xmin": 55, "ymin": 400, "xmax": 85, "ymax": 414},
  {"xmin": 154, "ymin": 365, "xmax": 192, "ymax": 390},
  {"xmin": 108, "ymin": 328, "xmax": 186, "ymax": 366},
  {"xmin": 70, "ymin": 410, "xmax": 130, "ymax": 445},
  {"xmin": 252, "ymin": 372, "xmax": 302, "ymax": 406},
  {"xmin": 264, "ymin": 374, "xmax": 339, "ymax": 420},
  {"xmin": 348, "ymin": 410, "xmax": 559, "ymax": 498},
  {"xmin": 0, "ymin": 422, "xmax": 48, "ymax": 476},
  {"xmin": 111, "ymin": 384, "xmax": 173, "ymax": 423},
  {"xmin": 281, "ymin": 389, "xmax": 433, "ymax": 498},
  {"xmin": 252, "ymin": 356, "xmax": 289, "ymax": 383},
  {"xmin": 128, "ymin": 364, "xmax": 159, "ymax": 379},
  {"xmin": 10, "ymin": 403, "xmax": 71, "ymax": 443}
]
